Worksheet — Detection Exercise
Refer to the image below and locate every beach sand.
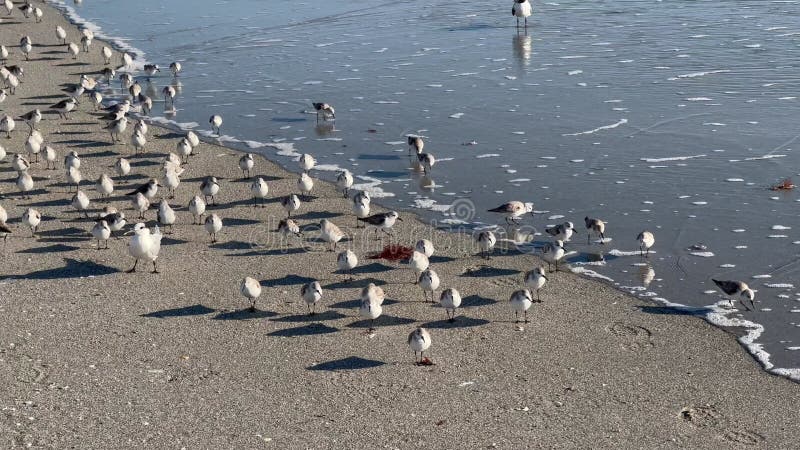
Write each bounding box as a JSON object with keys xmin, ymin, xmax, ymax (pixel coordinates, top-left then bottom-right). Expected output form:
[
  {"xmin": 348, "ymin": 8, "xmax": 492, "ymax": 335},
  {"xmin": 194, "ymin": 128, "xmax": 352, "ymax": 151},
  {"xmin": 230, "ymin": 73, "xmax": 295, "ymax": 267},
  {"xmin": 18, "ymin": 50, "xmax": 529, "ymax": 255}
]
[{"xmin": 0, "ymin": 3, "xmax": 797, "ymax": 448}]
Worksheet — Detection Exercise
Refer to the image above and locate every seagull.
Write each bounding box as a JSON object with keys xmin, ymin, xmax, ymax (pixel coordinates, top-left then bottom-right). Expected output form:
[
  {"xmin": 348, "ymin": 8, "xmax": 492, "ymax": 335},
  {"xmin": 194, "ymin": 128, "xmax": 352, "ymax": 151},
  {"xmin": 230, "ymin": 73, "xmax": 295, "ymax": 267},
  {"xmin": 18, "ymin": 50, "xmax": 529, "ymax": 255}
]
[
  {"xmin": 188, "ymin": 195, "xmax": 206, "ymax": 224},
  {"xmin": 352, "ymin": 191, "xmax": 371, "ymax": 227},
  {"xmin": 143, "ymin": 64, "xmax": 160, "ymax": 81},
  {"xmin": 162, "ymin": 85, "xmax": 176, "ymax": 109},
  {"xmin": 128, "ymin": 178, "xmax": 159, "ymax": 200},
  {"xmin": 408, "ymin": 136, "xmax": 424, "ymax": 154},
  {"xmin": 177, "ymin": 137, "xmax": 192, "ymax": 164},
  {"xmin": 312, "ymin": 102, "xmax": 335, "ymax": 122},
  {"xmin": 126, "ymin": 223, "xmax": 162, "ymax": 273},
  {"xmin": 417, "ymin": 152, "xmax": 435, "ymax": 174},
  {"xmin": 408, "ymin": 327, "xmax": 431, "ymax": 364},
  {"xmin": 55, "ymin": 25, "xmax": 67, "ymax": 44},
  {"xmin": 131, "ymin": 192, "xmax": 150, "ymax": 219},
  {"xmin": 12, "ymin": 153, "xmax": 30, "ymax": 172},
  {"xmin": 361, "ymin": 283, "xmax": 385, "ymax": 305},
  {"xmin": 545, "ymin": 221, "xmax": 575, "ymax": 243},
  {"xmin": 415, "ymin": 239, "xmax": 435, "ymax": 258},
  {"xmin": 204, "ymin": 213, "xmax": 223, "ymax": 243},
  {"xmin": 542, "ymin": 240, "xmax": 565, "ymax": 273},
  {"xmin": 0, "ymin": 114, "xmax": 15, "ymax": 138},
  {"xmin": 22, "ymin": 208, "xmax": 41, "ymax": 237},
  {"xmin": 419, "ymin": 268, "xmax": 440, "ymax": 302},
  {"xmin": 359, "ymin": 296, "xmax": 383, "ymax": 332},
  {"xmin": 114, "ymin": 157, "xmax": 131, "ymax": 176},
  {"xmin": 156, "ymin": 200, "xmax": 176, "ymax": 233},
  {"xmin": 169, "ymin": 61, "xmax": 182, "ymax": 77},
  {"xmin": 510, "ymin": 289, "xmax": 534, "ymax": 323},
  {"xmin": 239, "ymin": 153, "xmax": 254, "ymax": 178},
  {"xmin": 336, "ymin": 170, "xmax": 353, "ymax": 198},
  {"xmin": 712, "ymin": 279, "xmax": 755, "ymax": 310},
  {"xmin": 585, "ymin": 216, "xmax": 607, "ymax": 244},
  {"xmin": 209, "ymin": 114, "xmax": 222, "ymax": 135},
  {"xmin": 488, "ymin": 201, "xmax": 534, "ymax": 224},
  {"xmin": 71, "ymin": 190, "xmax": 91, "ymax": 217},
  {"xmin": 301, "ymin": 281, "xmax": 323, "ymax": 315},
  {"xmin": 64, "ymin": 150, "xmax": 80, "ymax": 170},
  {"xmin": 101, "ymin": 46, "xmax": 113, "ymax": 65},
  {"xmin": 67, "ymin": 42, "xmax": 80, "ymax": 60},
  {"xmin": 91, "ymin": 220, "xmax": 111, "ymax": 250},
  {"xmin": 281, "ymin": 194, "xmax": 301, "ymax": 218},
  {"xmin": 130, "ymin": 128, "xmax": 146, "ymax": 154},
  {"xmin": 277, "ymin": 218, "xmax": 302, "ymax": 247},
  {"xmin": 16, "ymin": 170, "xmax": 34, "ymax": 197},
  {"xmin": 337, "ymin": 249, "xmax": 358, "ymax": 280},
  {"xmin": 512, "ymin": 0, "xmax": 533, "ymax": 28},
  {"xmin": 19, "ymin": 109, "xmax": 41, "ymax": 131},
  {"xmin": 298, "ymin": 153, "xmax": 316, "ymax": 173},
  {"xmin": 105, "ymin": 117, "xmax": 128, "ymax": 143},
  {"xmin": 440, "ymin": 288, "xmax": 462, "ymax": 322},
  {"xmin": 250, "ymin": 177, "xmax": 269, "ymax": 207},
  {"xmin": 297, "ymin": 172, "xmax": 314, "ymax": 200},
  {"xmin": 241, "ymin": 277, "xmax": 262, "ymax": 312},
  {"xmin": 476, "ymin": 230, "xmax": 497, "ymax": 259},
  {"xmin": 319, "ymin": 219, "xmax": 345, "ymax": 251},
  {"xmin": 66, "ymin": 166, "xmax": 82, "ymax": 191},
  {"xmin": 524, "ymin": 267, "xmax": 547, "ymax": 301},
  {"xmin": 358, "ymin": 211, "xmax": 401, "ymax": 239},
  {"xmin": 200, "ymin": 176, "xmax": 220, "ymax": 205},
  {"xmin": 408, "ymin": 250, "xmax": 430, "ymax": 284},
  {"xmin": 637, "ymin": 230, "xmax": 655, "ymax": 257}
]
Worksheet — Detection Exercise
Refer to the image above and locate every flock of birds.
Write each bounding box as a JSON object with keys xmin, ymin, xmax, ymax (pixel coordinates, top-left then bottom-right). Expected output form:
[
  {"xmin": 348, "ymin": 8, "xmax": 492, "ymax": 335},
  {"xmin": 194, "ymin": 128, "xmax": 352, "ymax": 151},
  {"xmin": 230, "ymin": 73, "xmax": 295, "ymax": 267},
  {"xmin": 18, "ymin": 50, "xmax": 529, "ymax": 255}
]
[{"xmin": 0, "ymin": 1, "xmax": 760, "ymax": 364}]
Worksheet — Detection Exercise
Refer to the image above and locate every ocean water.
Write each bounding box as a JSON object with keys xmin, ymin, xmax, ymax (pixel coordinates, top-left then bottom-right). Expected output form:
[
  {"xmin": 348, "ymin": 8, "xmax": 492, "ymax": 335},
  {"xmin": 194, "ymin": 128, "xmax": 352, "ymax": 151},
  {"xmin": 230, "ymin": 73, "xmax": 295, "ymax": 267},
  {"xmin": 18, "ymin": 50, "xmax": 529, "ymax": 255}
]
[{"xmin": 53, "ymin": 0, "xmax": 800, "ymax": 379}]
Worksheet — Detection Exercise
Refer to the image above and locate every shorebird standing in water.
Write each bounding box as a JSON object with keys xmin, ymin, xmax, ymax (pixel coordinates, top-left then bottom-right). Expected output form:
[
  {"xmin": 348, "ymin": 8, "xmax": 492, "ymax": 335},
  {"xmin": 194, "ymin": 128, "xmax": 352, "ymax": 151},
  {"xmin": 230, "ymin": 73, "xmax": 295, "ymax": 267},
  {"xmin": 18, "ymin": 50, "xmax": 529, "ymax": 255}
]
[
  {"xmin": 143, "ymin": 64, "xmax": 160, "ymax": 81},
  {"xmin": 637, "ymin": 230, "xmax": 655, "ymax": 257},
  {"xmin": 512, "ymin": 0, "xmax": 533, "ymax": 28},
  {"xmin": 169, "ymin": 61, "xmax": 182, "ymax": 77},
  {"xmin": 541, "ymin": 240, "xmax": 565, "ymax": 272},
  {"xmin": 312, "ymin": 102, "xmax": 335, "ymax": 122},
  {"xmin": 713, "ymin": 279, "xmax": 755, "ymax": 310},
  {"xmin": 585, "ymin": 216, "xmax": 607, "ymax": 244},
  {"xmin": 162, "ymin": 85, "xmax": 176, "ymax": 110},
  {"xmin": 546, "ymin": 221, "xmax": 575, "ymax": 243},
  {"xmin": 209, "ymin": 114, "xmax": 223, "ymax": 135},
  {"xmin": 488, "ymin": 201, "xmax": 534, "ymax": 225}
]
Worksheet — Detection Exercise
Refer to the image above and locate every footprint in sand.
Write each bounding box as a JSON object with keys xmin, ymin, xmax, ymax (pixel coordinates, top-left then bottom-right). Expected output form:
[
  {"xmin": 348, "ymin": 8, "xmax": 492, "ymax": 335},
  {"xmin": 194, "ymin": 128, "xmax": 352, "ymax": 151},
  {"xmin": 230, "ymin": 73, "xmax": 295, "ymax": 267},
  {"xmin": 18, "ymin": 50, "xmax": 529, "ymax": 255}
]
[
  {"xmin": 721, "ymin": 429, "xmax": 765, "ymax": 446},
  {"xmin": 681, "ymin": 404, "xmax": 724, "ymax": 428},
  {"xmin": 606, "ymin": 322, "xmax": 654, "ymax": 351},
  {"xmin": 13, "ymin": 353, "xmax": 47, "ymax": 384}
]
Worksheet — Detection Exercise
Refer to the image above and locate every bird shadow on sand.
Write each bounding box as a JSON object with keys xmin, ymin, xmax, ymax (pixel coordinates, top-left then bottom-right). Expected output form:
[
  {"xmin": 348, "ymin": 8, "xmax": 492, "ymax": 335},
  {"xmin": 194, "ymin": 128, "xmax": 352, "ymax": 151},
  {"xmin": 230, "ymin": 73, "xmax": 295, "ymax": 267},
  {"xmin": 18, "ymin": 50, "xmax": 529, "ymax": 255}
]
[
  {"xmin": 347, "ymin": 315, "xmax": 416, "ymax": 329},
  {"xmin": 56, "ymin": 62, "xmax": 91, "ymax": 67},
  {"xmin": 271, "ymin": 310, "xmax": 347, "ymax": 323},
  {"xmin": 323, "ymin": 276, "xmax": 387, "ymax": 290},
  {"xmin": 460, "ymin": 266, "xmax": 521, "ymax": 278},
  {"xmin": 429, "ymin": 255, "xmax": 456, "ymax": 264},
  {"xmin": 267, "ymin": 323, "xmax": 339, "ymax": 338},
  {"xmin": 231, "ymin": 246, "xmax": 306, "ymax": 257},
  {"xmin": 261, "ymin": 274, "xmax": 316, "ymax": 288},
  {"xmin": 160, "ymin": 236, "xmax": 190, "ymax": 246},
  {"xmin": 81, "ymin": 150, "xmax": 118, "ymax": 158},
  {"xmin": 141, "ymin": 304, "xmax": 216, "ymax": 318},
  {"xmin": 420, "ymin": 316, "xmax": 491, "ymax": 329},
  {"xmin": 19, "ymin": 197, "xmax": 69, "ymax": 208},
  {"xmin": 223, "ymin": 218, "xmax": 261, "ymax": 227},
  {"xmin": 292, "ymin": 210, "xmax": 342, "ymax": 221},
  {"xmin": 1, "ymin": 258, "xmax": 118, "ymax": 281},
  {"xmin": 352, "ymin": 262, "xmax": 395, "ymax": 275},
  {"xmin": 16, "ymin": 244, "xmax": 80, "ymax": 254},
  {"xmin": 51, "ymin": 139, "xmax": 113, "ymax": 148},
  {"xmin": 210, "ymin": 240, "xmax": 257, "ymax": 251},
  {"xmin": 307, "ymin": 356, "xmax": 385, "ymax": 371},
  {"xmin": 461, "ymin": 294, "xmax": 498, "ymax": 308},
  {"xmin": 212, "ymin": 308, "xmax": 277, "ymax": 320}
]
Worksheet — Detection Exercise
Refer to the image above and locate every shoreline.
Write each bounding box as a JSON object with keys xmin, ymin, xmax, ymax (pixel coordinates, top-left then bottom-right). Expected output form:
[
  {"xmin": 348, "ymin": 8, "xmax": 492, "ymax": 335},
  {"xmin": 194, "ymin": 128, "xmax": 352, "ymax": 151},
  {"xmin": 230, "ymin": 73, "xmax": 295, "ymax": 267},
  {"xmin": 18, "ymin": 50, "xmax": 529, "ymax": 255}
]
[
  {"xmin": 0, "ymin": 2, "xmax": 797, "ymax": 447},
  {"xmin": 41, "ymin": 0, "xmax": 798, "ymax": 382}
]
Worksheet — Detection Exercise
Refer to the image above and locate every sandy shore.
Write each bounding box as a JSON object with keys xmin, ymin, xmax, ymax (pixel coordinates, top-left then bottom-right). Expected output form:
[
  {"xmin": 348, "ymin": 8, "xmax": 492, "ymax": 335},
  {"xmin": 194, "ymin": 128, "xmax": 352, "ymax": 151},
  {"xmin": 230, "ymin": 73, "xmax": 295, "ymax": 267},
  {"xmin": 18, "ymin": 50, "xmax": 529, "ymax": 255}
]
[{"xmin": 0, "ymin": 2, "xmax": 797, "ymax": 448}]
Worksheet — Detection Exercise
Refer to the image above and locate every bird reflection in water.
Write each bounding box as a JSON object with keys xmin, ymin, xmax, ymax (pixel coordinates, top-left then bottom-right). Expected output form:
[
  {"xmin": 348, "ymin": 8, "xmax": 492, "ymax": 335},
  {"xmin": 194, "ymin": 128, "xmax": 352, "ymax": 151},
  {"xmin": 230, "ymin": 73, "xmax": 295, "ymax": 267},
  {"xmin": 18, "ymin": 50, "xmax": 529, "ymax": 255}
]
[
  {"xmin": 315, "ymin": 122, "xmax": 335, "ymax": 137},
  {"xmin": 513, "ymin": 31, "xmax": 532, "ymax": 68},
  {"xmin": 640, "ymin": 264, "xmax": 655, "ymax": 287}
]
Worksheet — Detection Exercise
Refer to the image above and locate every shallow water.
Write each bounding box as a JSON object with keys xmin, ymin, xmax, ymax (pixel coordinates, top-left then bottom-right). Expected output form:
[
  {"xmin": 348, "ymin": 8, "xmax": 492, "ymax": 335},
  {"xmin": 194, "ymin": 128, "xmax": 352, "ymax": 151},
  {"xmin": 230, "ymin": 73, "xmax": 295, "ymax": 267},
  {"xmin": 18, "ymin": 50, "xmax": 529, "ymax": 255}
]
[{"xmin": 58, "ymin": 0, "xmax": 800, "ymax": 378}]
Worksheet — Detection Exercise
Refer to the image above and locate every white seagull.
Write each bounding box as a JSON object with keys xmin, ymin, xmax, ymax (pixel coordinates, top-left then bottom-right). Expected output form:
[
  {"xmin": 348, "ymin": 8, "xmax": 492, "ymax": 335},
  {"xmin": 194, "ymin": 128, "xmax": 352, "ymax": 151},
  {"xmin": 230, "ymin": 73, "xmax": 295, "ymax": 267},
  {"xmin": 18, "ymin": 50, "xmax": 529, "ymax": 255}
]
[{"xmin": 126, "ymin": 223, "xmax": 163, "ymax": 273}]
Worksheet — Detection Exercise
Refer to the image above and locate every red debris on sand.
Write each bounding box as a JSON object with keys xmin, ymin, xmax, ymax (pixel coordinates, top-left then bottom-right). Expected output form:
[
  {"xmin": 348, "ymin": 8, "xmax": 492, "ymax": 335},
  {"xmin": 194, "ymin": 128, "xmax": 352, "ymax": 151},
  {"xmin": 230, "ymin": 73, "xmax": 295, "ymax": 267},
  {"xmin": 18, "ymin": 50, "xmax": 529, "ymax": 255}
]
[
  {"xmin": 416, "ymin": 357, "xmax": 435, "ymax": 366},
  {"xmin": 769, "ymin": 178, "xmax": 795, "ymax": 191},
  {"xmin": 370, "ymin": 244, "xmax": 413, "ymax": 261}
]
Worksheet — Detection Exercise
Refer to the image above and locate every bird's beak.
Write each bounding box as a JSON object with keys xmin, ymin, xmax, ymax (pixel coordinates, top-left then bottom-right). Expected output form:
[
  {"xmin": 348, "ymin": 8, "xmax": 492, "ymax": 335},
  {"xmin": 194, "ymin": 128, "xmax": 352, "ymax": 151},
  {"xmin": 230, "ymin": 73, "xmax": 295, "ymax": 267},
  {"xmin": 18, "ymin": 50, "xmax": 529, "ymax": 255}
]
[
  {"xmin": 542, "ymin": 275, "xmax": 549, "ymax": 281},
  {"xmin": 397, "ymin": 217, "xmax": 403, "ymax": 221}
]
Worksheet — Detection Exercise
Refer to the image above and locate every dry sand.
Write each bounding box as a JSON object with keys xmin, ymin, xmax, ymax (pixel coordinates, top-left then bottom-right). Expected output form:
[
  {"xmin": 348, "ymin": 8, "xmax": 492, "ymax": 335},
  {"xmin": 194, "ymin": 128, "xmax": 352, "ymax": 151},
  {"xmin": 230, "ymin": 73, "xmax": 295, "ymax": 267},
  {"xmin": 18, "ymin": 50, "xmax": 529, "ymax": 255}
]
[{"xmin": 0, "ymin": 3, "xmax": 797, "ymax": 448}]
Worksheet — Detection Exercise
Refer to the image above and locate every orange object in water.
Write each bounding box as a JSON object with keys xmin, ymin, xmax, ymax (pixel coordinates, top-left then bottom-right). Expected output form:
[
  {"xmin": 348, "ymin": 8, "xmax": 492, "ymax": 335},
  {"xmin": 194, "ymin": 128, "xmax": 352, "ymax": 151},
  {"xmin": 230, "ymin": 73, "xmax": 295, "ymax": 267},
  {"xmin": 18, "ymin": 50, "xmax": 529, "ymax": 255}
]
[{"xmin": 769, "ymin": 178, "xmax": 795, "ymax": 191}]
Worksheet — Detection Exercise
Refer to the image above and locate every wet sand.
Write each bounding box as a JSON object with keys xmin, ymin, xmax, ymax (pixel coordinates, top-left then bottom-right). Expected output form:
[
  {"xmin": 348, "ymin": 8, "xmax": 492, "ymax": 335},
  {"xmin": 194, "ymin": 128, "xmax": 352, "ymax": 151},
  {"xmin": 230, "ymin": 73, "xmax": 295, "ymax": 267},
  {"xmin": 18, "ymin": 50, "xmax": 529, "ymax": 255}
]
[{"xmin": 0, "ymin": 3, "xmax": 797, "ymax": 448}]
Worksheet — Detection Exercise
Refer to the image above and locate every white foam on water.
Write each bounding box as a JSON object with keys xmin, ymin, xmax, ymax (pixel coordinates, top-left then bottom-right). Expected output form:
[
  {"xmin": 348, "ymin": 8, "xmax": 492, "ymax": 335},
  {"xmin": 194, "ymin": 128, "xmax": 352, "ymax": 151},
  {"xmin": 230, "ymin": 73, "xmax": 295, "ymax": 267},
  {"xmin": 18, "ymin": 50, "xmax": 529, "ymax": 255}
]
[
  {"xmin": 768, "ymin": 235, "xmax": 788, "ymax": 239},
  {"xmin": 476, "ymin": 154, "xmax": 500, "ymax": 159},
  {"xmin": 352, "ymin": 175, "xmax": 394, "ymax": 198},
  {"xmin": 570, "ymin": 267, "xmax": 614, "ymax": 282},
  {"xmin": 752, "ymin": 274, "xmax": 772, "ymax": 279},
  {"xmin": 608, "ymin": 249, "xmax": 656, "ymax": 257},
  {"xmin": 567, "ymin": 70, "xmax": 583, "ymax": 75},
  {"xmin": 668, "ymin": 69, "xmax": 730, "ymax": 80},
  {"xmin": 562, "ymin": 118, "xmax": 627, "ymax": 136},
  {"xmin": 765, "ymin": 283, "xmax": 795, "ymax": 288},
  {"xmin": 772, "ymin": 225, "xmax": 792, "ymax": 230},
  {"xmin": 449, "ymin": 113, "xmax": 464, "ymax": 119},
  {"xmin": 719, "ymin": 264, "xmax": 736, "ymax": 268},
  {"xmin": 692, "ymin": 201, "xmax": 708, "ymax": 205},
  {"xmin": 508, "ymin": 178, "xmax": 530, "ymax": 183},
  {"xmin": 640, "ymin": 154, "xmax": 706, "ymax": 163},
  {"xmin": 690, "ymin": 251, "xmax": 715, "ymax": 257},
  {"xmin": 726, "ymin": 178, "xmax": 744, "ymax": 182}
]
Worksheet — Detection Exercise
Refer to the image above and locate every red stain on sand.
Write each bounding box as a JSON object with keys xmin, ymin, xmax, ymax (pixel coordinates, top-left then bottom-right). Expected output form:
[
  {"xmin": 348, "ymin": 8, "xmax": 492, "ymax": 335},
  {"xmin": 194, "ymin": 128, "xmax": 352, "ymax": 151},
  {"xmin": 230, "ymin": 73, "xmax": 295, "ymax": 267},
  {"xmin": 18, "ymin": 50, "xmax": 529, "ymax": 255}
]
[{"xmin": 370, "ymin": 244, "xmax": 413, "ymax": 261}]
